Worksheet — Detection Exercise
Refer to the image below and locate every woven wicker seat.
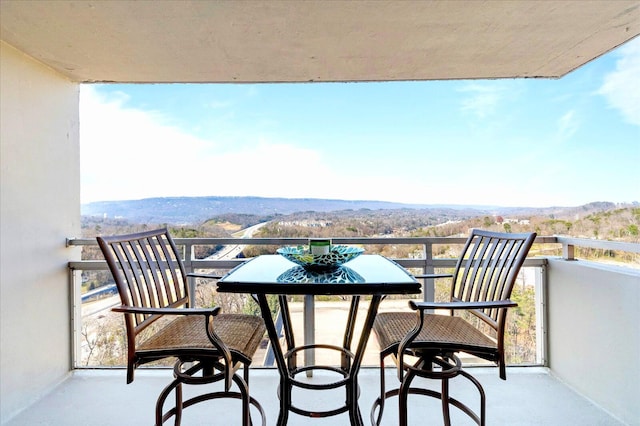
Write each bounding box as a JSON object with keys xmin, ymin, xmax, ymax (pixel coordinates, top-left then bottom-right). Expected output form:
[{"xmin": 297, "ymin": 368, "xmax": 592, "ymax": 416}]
[
  {"xmin": 97, "ymin": 228, "xmax": 266, "ymax": 426},
  {"xmin": 374, "ymin": 313, "xmax": 498, "ymax": 355},
  {"xmin": 371, "ymin": 229, "xmax": 536, "ymax": 426}
]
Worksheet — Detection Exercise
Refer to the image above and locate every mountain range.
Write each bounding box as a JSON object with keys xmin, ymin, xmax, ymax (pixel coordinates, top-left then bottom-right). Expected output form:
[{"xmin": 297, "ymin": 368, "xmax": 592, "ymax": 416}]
[{"xmin": 81, "ymin": 196, "xmax": 632, "ymax": 225}]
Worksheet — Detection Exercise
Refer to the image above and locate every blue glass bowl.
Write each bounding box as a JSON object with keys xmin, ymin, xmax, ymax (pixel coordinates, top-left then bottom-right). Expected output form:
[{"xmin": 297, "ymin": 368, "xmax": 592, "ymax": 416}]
[{"xmin": 276, "ymin": 245, "xmax": 364, "ymax": 270}]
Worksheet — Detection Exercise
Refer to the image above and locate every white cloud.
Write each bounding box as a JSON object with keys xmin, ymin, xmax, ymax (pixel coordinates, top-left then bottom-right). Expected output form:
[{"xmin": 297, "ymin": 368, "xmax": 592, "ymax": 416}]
[
  {"xmin": 458, "ymin": 83, "xmax": 507, "ymax": 118},
  {"xmin": 598, "ymin": 37, "xmax": 640, "ymax": 126},
  {"xmin": 557, "ymin": 109, "xmax": 580, "ymax": 141},
  {"xmin": 459, "ymin": 85, "xmax": 500, "ymax": 118},
  {"xmin": 205, "ymin": 100, "xmax": 233, "ymax": 109},
  {"xmin": 80, "ymin": 86, "xmax": 210, "ymax": 202},
  {"xmin": 80, "ymin": 86, "xmax": 338, "ymax": 203}
]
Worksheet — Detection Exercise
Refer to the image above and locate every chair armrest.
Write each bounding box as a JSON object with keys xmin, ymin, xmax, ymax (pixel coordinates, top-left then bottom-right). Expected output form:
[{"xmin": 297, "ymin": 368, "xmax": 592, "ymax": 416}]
[
  {"xmin": 396, "ymin": 298, "xmax": 517, "ymax": 382},
  {"xmin": 187, "ymin": 272, "xmax": 222, "ymax": 280},
  {"xmin": 412, "ymin": 273, "xmax": 453, "ymax": 279},
  {"xmin": 409, "ymin": 300, "xmax": 517, "ymax": 310},
  {"xmin": 112, "ymin": 306, "xmax": 221, "ymax": 316}
]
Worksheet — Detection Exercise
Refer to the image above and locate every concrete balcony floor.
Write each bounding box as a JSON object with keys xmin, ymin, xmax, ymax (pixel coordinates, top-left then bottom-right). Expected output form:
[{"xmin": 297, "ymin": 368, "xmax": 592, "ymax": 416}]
[{"xmin": 6, "ymin": 367, "xmax": 622, "ymax": 425}]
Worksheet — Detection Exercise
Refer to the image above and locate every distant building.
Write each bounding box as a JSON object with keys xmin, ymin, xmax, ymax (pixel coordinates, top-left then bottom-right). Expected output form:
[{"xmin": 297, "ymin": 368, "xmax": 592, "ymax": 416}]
[{"xmin": 499, "ymin": 217, "xmax": 530, "ymax": 225}]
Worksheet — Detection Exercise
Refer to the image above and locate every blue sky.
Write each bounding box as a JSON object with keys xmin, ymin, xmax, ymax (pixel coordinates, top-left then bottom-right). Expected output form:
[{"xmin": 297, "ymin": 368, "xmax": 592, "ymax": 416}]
[{"xmin": 80, "ymin": 38, "xmax": 639, "ymax": 208}]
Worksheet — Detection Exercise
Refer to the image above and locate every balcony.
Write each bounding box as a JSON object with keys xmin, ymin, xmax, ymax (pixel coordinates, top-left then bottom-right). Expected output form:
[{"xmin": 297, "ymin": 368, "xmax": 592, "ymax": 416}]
[
  {"xmin": 5, "ymin": 235, "xmax": 629, "ymax": 425},
  {"xmin": 2, "ymin": 3, "xmax": 639, "ymax": 425}
]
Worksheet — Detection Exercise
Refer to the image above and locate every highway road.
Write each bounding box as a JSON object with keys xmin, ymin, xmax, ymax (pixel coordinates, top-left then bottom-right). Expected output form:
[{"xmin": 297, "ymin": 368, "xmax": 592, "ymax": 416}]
[
  {"xmin": 82, "ymin": 294, "xmax": 120, "ymax": 317},
  {"xmin": 207, "ymin": 221, "xmax": 268, "ymax": 259}
]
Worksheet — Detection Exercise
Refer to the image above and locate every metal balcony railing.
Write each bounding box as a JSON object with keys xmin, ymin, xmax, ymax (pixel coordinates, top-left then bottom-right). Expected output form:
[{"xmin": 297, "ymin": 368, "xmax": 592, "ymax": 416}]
[{"xmin": 66, "ymin": 235, "xmax": 638, "ymax": 370}]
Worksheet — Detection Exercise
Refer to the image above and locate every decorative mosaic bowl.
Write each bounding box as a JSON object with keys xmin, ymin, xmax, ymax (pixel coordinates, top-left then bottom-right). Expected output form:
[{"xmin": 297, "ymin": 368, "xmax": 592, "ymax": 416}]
[
  {"xmin": 277, "ymin": 265, "xmax": 365, "ymax": 284},
  {"xmin": 276, "ymin": 245, "xmax": 364, "ymax": 271}
]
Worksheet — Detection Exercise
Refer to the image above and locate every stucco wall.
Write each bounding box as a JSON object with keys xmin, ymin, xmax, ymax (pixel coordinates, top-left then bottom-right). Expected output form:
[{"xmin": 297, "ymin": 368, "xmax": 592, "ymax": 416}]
[
  {"xmin": 547, "ymin": 258, "xmax": 640, "ymax": 425},
  {"xmin": 0, "ymin": 42, "xmax": 81, "ymax": 423}
]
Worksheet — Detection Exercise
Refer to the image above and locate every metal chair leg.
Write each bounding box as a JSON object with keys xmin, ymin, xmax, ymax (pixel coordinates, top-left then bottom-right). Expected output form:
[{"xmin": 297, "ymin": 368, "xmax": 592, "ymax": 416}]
[
  {"xmin": 459, "ymin": 368, "xmax": 486, "ymax": 426},
  {"xmin": 441, "ymin": 377, "xmax": 451, "ymax": 426},
  {"xmin": 398, "ymin": 368, "xmax": 418, "ymax": 426},
  {"xmin": 372, "ymin": 356, "xmax": 386, "ymax": 425},
  {"xmin": 374, "ymin": 354, "xmax": 488, "ymax": 426},
  {"xmin": 156, "ymin": 378, "xmax": 181, "ymax": 426}
]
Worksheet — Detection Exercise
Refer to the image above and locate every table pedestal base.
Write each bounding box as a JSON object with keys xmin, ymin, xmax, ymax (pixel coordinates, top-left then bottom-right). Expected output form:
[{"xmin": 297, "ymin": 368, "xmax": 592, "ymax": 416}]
[{"xmin": 258, "ymin": 294, "xmax": 382, "ymax": 426}]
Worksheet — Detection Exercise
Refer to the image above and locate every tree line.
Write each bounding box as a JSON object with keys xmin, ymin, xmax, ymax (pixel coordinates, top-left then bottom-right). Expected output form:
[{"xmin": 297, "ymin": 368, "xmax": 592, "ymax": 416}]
[{"xmin": 77, "ymin": 204, "xmax": 638, "ymax": 367}]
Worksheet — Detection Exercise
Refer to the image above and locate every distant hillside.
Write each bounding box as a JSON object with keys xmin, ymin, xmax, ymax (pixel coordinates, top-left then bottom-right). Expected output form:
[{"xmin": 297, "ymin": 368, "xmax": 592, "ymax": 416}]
[
  {"xmin": 81, "ymin": 196, "xmax": 635, "ymax": 225},
  {"xmin": 81, "ymin": 196, "xmax": 458, "ymax": 224}
]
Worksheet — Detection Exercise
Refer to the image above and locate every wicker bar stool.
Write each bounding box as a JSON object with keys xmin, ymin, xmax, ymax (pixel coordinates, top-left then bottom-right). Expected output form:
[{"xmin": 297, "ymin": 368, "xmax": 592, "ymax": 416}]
[
  {"xmin": 97, "ymin": 228, "xmax": 266, "ymax": 425},
  {"xmin": 371, "ymin": 229, "xmax": 536, "ymax": 426}
]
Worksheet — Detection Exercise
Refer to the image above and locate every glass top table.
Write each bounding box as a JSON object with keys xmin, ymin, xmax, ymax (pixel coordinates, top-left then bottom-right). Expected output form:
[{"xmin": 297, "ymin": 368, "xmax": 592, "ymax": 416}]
[
  {"xmin": 217, "ymin": 254, "xmax": 420, "ymax": 426},
  {"xmin": 217, "ymin": 254, "xmax": 420, "ymax": 294}
]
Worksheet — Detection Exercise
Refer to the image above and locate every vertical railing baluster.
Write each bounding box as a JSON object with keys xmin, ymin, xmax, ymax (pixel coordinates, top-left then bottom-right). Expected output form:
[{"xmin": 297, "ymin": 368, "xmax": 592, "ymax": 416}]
[
  {"xmin": 423, "ymin": 241, "xmax": 435, "ymax": 303},
  {"xmin": 535, "ymin": 264, "xmax": 548, "ymax": 366},
  {"xmin": 70, "ymin": 268, "xmax": 82, "ymax": 368},
  {"xmin": 562, "ymin": 241, "xmax": 576, "ymax": 260},
  {"xmin": 304, "ymin": 294, "xmax": 315, "ymax": 376},
  {"xmin": 181, "ymin": 241, "xmax": 197, "ymax": 306}
]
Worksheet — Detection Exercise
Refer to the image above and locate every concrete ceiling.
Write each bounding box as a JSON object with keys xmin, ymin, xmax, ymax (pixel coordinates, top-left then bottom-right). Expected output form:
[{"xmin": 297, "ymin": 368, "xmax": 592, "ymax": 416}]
[{"xmin": 1, "ymin": 1, "xmax": 639, "ymax": 83}]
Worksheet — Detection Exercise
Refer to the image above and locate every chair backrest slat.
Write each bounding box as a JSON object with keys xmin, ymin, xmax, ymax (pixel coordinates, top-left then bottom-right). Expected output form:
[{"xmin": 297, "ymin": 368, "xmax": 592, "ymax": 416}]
[
  {"xmin": 143, "ymin": 235, "xmax": 170, "ymax": 308},
  {"xmin": 478, "ymin": 237, "xmax": 502, "ymax": 303},
  {"xmin": 132, "ymin": 238, "xmax": 160, "ymax": 310},
  {"xmin": 154, "ymin": 233, "xmax": 187, "ymax": 304},
  {"xmin": 450, "ymin": 230, "xmax": 536, "ymax": 329},
  {"xmin": 111, "ymin": 241, "xmax": 148, "ymax": 324},
  {"xmin": 488, "ymin": 238, "xmax": 509, "ymax": 299},
  {"xmin": 470, "ymin": 236, "xmax": 496, "ymax": 302},
  {"xmin": 144, "ymin": 236, "xmax": 166, "ymax": 308},
  {"xmin": 487, "ymin": 237, "xmax": 516, "ymax": 319}
]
